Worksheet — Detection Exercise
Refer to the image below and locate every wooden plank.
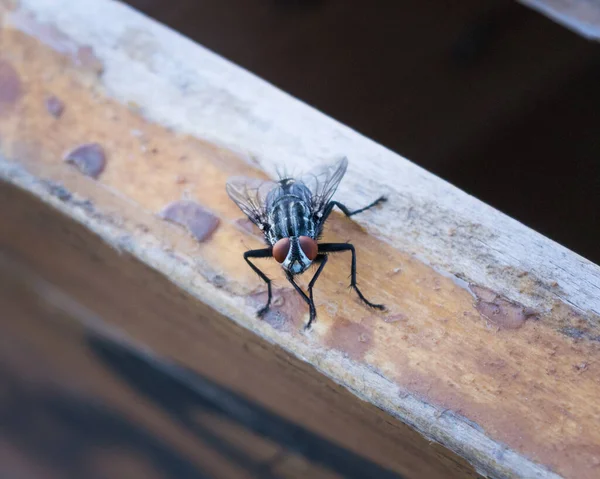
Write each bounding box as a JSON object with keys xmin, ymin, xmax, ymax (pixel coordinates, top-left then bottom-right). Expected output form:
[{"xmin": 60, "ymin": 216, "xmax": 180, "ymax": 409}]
[{"xmin": 0, "ymin": 1, "xmax": 599, "ymax": 478}]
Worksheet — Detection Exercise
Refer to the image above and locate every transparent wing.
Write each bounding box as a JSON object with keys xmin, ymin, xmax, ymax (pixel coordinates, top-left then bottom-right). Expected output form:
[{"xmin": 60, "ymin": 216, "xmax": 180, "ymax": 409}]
[
  {"xmin": 226, "ymin": 176, "xmax": 276, "ymax": 227},
  {"xmin": 301, "ymin": 157, "xmax": 348, "ymax": 215}
]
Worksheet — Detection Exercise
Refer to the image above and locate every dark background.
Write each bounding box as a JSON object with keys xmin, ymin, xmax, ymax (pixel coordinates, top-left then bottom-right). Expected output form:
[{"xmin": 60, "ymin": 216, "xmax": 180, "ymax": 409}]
[{"xmin": 125, "ymin": 0, "xmax": 600, "ymax": 263}]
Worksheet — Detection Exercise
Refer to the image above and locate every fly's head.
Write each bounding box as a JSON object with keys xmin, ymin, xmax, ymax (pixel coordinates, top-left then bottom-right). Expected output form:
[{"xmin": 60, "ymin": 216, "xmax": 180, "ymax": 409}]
[{"xmin": 272, "ymin": 236, "xmax": 318, "ymax": 275}]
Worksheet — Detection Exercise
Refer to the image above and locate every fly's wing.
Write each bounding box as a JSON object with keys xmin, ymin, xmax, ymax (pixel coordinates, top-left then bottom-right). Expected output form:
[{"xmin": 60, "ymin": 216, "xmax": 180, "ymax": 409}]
[
  {"xmin": 226, "ymin": 176, "xmax": 276, "ymax": 228},
  {"xmin": 301, "ymin": 157, "xmax": 348, "ymax": 216}
]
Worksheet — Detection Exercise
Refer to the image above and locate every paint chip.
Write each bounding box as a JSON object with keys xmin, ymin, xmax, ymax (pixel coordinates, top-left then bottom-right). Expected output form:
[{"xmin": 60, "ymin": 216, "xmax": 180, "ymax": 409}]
[
  {"xmin": 160, "ymin": 200, "xmax": 219, "ymax": 242},
  {"xmin": 573, "ymin": 362, "xmax": 589, "ymax": 373},
  {"xmin": 45, "ymin": 95, "xmax": 64, "ymax": 117},
  {"xmin": 64, "ymin": 143, "xmax": 106, "ymax": 178},
  {"xmin": 0, "ymin": 60, "xmax": 22, "ymax": 114},
  {"xmin": 470, "ymin": 285, "xmax": 538, "ymax": 330}
]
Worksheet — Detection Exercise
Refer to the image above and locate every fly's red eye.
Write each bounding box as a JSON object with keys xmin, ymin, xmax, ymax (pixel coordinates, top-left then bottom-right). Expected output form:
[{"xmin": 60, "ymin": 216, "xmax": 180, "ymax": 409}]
[
  {"xmin": 299, "ymin": 236, "xmax": 318, "ymax": 261},
  {"xmin": 272, "ymin": 238, "xmax": 291, "ymax": 263}
]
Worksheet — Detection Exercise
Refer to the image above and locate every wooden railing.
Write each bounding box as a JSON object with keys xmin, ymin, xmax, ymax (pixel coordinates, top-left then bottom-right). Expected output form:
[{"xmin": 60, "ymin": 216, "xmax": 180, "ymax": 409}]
[{"xmin": 0, "ymin": 1, "xmax": 599, "ymax": 478}]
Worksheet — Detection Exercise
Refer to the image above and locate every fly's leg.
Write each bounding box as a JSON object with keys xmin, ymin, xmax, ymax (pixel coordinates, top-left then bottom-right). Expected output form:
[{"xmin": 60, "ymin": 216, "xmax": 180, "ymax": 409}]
[
  {"xmin": 305, "ymin": 255, "xmax": 328, "ymax": 329},
  {"xmin": 319, "ymin": 196, "xmax": 387, "ymax": 225},
  {"xmin": 331, "ymin": 196, "xmax": 387, "ymax": 217},
  {"xmin": 244, "ymin": 248, "xmax": 273, "ymax": 317},
  {"xmin": 285, "ymin": 272, "xmax": 316, "ymax": 328},
  {"xmin": 318, "ymin": 243, "xmax": 385, "ymax": 310}
]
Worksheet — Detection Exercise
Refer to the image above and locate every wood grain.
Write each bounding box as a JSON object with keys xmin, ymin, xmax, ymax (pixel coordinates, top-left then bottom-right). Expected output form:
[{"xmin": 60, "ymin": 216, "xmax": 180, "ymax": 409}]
[{"xmin": 0, "ymin": 1, "xmax": 599, "ymax": 478}]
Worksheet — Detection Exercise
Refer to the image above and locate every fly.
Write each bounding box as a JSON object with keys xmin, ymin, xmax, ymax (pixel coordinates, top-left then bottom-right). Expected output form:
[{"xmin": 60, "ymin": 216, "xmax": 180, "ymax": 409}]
[{"xmin": 226, "ymin": 157, "xmax": 386, "ymax": 329}]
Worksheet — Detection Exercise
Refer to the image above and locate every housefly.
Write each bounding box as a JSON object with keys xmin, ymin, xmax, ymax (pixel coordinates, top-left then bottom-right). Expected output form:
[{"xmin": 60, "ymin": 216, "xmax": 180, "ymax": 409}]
[{"xmin": 226, "ymin": 157, "xmax": 386, "ymax": 329}]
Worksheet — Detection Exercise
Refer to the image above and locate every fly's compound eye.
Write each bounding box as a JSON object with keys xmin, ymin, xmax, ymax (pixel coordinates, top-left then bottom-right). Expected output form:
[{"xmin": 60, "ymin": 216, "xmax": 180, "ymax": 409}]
[
  {"xmin": 273, "ymin": 238, "xmax": 291, "ymax": 263},
  {"xmin": 299, "ymin": 236, "xmax": 318, "ymax": 261}
]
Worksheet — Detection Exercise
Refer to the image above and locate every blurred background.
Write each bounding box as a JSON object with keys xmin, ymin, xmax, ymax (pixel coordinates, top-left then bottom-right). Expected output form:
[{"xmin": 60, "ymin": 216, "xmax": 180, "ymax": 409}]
[{"xmin": 125, "ymin": 0, "xmax": 600, "ymax": 264}]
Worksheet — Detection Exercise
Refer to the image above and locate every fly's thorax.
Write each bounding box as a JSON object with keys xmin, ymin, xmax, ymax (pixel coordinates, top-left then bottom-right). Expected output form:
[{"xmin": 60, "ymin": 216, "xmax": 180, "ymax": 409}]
[
  {"xmin": 266, "ymin": 179, "xmax": 312, "ymax": 212},
  {"xmin": 266, "ymin": 195, "xmax": 316, "ymax": 244},
  {"xmin": 272, "ymin": 235, "xmax": 318, "ymax": 275}
]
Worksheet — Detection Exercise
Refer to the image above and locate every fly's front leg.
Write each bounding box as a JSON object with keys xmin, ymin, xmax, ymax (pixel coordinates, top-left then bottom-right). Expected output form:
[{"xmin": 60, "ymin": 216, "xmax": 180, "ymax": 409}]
[
  {"xmin": 285, "ymin": 272, "xmax": 316, "ymax": 328},
  {"xmin": 318, "ymin": 243, "xmax": 385, "ymax": 310},
  {"xmin": 305, "ymin": 255, "xmax": 328, "ymax": 329},
  {"xmin": 244, "ymin": 248, "xmax": 273, "ymax": 318}
]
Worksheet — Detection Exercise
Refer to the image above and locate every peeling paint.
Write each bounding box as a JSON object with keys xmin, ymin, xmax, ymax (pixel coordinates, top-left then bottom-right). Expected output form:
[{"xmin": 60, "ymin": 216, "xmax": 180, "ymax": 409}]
[
  {"xmin": 64, "ymin": 143, "xmax": 106, "ymax": 179},
  {"xmin": 46, "ymin": 182, "xmax": 72, "ymax": 202},
  {"xmin": 159, "ymin": 200, "xmax": 219, "ymax": 242},
  {"xmin": 45, "ymin": 95, "xmax": 64, "ymax": 117},
  {"xmin": 471, "ymin": 285, "xmax": 538, "ymax": 330},
  {"xmin": 0, "ymin": 60, "xmax": 22, "ymax": 114}
]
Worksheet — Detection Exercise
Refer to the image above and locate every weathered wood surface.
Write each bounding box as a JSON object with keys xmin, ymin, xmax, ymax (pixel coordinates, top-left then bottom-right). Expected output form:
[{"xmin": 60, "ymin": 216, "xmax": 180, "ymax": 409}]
[
  {"xmin": 0, "ymin": 1, "xmax": 599, "ymax": 478},
  {"xmin": 521, "ymin": 0, "xmax": 600, "ymax": 40}
]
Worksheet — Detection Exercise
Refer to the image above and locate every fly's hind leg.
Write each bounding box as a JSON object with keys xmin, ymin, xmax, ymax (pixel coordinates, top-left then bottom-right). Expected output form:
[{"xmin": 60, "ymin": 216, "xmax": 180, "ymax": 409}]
[
  {"xmin": 330, "ymin": 196, "xmax": 387, "ymax": 217},
  {"xmin": 319, "ymin": 196, "xmax": 387, "ymax": 225},
  {"xmin": 244, "ymin": 248, "xmax": 274, "ymax": 317}
]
